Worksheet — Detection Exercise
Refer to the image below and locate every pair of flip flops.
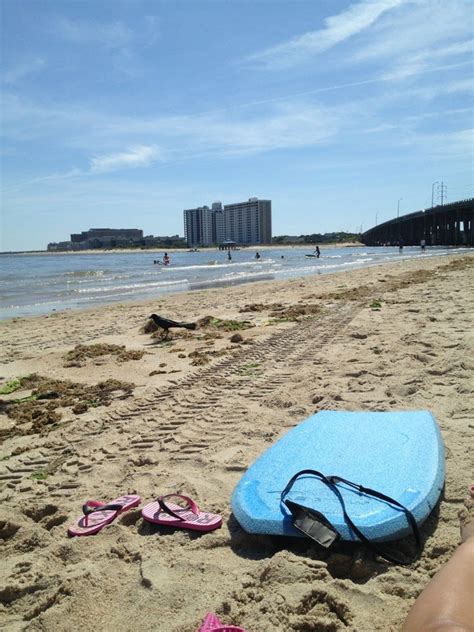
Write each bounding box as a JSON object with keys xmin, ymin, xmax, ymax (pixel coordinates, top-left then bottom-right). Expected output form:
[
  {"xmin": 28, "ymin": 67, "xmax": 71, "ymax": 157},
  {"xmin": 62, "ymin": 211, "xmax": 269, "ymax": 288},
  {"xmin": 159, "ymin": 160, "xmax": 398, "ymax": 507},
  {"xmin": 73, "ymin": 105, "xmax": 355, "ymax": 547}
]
[{"xmin": 67, "ymin": 493, "xmax": 222, "ymax": 537}]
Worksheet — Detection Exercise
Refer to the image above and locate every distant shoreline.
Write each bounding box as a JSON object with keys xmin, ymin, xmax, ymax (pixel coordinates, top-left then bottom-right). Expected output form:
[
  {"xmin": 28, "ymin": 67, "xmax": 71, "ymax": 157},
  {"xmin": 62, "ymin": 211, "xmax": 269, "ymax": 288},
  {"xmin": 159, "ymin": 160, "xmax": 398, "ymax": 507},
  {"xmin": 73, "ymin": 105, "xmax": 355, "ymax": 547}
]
[{"xmin": 0, "ymin": 242, "xmax": 365, "ymax": 256}]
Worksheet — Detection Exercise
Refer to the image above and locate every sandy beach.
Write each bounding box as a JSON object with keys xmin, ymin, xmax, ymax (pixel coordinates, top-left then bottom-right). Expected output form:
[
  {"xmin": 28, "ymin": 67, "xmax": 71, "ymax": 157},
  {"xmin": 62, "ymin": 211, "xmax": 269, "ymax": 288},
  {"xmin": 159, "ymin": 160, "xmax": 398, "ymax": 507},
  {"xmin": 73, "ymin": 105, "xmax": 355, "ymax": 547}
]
[{"xmin": 1, "ymin": 252, "xmax": 473, "ymax": 631}]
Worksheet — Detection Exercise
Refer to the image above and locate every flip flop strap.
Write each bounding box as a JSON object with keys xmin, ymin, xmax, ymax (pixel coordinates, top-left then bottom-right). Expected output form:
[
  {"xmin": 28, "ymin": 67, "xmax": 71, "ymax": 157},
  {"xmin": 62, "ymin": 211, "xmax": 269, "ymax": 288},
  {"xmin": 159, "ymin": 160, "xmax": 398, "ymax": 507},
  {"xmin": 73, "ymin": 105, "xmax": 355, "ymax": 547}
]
[
  {"xmin": 82, "ymin": 502, "xmax": 123, "ymax": 526},
  {"xmin": 158, "ymin": 494, "xmax": 199, "ymax": 521}
]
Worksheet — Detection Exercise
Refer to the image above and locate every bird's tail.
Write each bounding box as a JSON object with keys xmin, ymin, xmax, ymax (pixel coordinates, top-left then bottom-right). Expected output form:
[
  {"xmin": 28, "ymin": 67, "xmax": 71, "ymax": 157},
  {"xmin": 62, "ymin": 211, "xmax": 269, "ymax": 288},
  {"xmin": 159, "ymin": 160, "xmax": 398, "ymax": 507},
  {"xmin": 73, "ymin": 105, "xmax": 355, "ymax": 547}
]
[{"xmin": 182, "ymin": 322, "xmax": 197, "ymax": 330}]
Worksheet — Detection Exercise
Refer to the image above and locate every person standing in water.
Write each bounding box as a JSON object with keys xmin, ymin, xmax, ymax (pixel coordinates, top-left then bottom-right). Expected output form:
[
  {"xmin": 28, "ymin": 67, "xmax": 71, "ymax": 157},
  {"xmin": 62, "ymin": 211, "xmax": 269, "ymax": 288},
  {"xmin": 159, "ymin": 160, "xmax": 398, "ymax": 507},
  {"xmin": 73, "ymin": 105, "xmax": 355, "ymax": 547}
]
[
  {"xmin": 314, "ymin": 246, "xmax": 321, "ymax": 258},
  {"xmin": 163, "ymin": 252, "xmax": 170, "ymax": 266},
  {"xmin": 227, "ymin": 250, "xmax": 232, "ymax": 261},
  {"xmin": 255, "ymin": 251, "xmax": 261, "ymax": 260}
]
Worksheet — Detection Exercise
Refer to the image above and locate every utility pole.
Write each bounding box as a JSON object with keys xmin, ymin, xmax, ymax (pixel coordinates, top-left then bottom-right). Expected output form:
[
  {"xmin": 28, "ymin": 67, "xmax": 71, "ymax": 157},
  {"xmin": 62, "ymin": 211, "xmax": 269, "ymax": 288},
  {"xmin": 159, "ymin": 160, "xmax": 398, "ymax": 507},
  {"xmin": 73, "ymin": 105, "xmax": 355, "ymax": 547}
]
[
  {"xmin": 431, "ymin": 181, "xmax": 439, "ymax": 208},
  {"xmin": 439, "ymin": 182, "xmax": 447, "ymax": 205}
]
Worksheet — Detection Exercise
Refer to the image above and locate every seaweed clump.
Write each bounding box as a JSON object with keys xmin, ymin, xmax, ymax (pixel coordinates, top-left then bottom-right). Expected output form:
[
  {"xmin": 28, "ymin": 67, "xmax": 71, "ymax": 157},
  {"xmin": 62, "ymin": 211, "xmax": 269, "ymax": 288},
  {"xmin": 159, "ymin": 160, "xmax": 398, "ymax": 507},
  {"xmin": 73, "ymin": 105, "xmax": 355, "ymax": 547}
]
[
  {"xmin": 241, "ymin": 302, "xmax": 322, "ymax": 321},
  {"xmin": 197, "ymin": 315, "xmax": 254, "ymax": 331},
  {"xmin": 63, "ymin": 344, "xmax": 145, "ymax": 367},
  {"xmin": 0, "ymin": 374, "xmax": 134, "ymax": 438}
]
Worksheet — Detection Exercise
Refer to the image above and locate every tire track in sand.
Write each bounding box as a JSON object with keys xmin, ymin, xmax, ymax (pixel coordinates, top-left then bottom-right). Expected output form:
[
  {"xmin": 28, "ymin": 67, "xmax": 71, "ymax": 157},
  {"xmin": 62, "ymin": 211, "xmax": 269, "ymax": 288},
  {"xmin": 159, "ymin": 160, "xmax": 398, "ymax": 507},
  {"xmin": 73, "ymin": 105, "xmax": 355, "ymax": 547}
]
[{"xmin": 0, "ymin": 302, "xmax": 359, "ymax": 492}]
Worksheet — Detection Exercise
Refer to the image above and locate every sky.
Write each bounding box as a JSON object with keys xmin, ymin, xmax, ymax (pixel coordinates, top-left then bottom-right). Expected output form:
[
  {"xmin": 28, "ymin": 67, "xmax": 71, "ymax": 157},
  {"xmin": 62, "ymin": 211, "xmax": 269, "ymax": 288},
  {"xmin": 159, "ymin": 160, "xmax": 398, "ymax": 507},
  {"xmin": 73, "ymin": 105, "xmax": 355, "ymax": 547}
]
[{"xmin": 1, "ymin": 0, "xmax": 473, "ymax": 251}]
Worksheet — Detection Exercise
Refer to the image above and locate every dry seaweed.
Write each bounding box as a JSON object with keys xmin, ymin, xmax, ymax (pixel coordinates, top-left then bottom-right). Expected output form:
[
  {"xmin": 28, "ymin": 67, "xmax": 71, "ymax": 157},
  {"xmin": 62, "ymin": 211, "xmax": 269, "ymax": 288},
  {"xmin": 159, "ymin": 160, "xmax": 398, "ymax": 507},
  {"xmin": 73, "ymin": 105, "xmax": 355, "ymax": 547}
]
[
  {"xmin": 188, "ymin": 348, "xmax": 228, "ymax": 366},
  {"xmin": 197, "ymin": 315, "xmax": 254, "ymax": 331},
  {"xmin": 0, "ymin": 374, "xmax": 135, "ymax": 438},
  {"xmin": 140, "ymin": 319, "xmax": 160, "ymax": 334},
  {"xmin": 63, "ymin": 344, "xmax": 145, "ymax": 367},
  {"xmin": 322, "ymin": 286, "xmax": 373, "ymax": 301},
  {"xmin": 239, "ymin": 303, "xmax": 284, "ymax": 313},
  {"xmin": 240, "ymin": 302, "xmax": 322, "ymax": 320}
]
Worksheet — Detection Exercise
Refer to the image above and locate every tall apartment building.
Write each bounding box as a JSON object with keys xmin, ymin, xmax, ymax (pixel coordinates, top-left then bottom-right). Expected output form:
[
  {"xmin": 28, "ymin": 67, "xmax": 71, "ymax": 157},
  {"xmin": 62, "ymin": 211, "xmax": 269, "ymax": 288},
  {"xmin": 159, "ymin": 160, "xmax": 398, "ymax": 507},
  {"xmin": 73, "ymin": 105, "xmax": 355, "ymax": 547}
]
[
  {"xmin": 183, "ymin": 198, "xmax": 272, "ymax": 246},
  {"xmin": 223, "ymin": 198, "xmax": 272, "ymax": 245},
  {"xmin": 212, "ymin": 202, "xmax": 226, "ymax": 245},
  {"xmin": 183, "ymin": 206, "xmax": 214, "ymax": 247}
]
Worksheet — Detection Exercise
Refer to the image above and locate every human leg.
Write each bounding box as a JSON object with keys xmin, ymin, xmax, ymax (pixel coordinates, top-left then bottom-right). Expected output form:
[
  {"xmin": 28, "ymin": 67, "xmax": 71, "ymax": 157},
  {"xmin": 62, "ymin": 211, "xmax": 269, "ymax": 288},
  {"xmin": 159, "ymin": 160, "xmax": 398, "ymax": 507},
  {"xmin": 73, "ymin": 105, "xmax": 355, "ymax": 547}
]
[{"xmin": 402, "ymin": 486, "xmax": 474, "ymax": 632}]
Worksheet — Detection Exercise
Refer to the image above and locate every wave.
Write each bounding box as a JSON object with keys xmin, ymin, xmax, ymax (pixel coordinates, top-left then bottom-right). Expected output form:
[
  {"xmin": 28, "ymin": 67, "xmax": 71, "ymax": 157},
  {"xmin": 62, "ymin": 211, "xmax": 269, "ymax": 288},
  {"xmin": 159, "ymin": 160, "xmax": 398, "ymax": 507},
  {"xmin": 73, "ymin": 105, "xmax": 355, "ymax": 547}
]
[
  {"xmin": 162, "ymin": 259, "xmax": 276, "ymax": 272},
  {"xmin": 64, "ymin": 269, "xmax": 110, "ymax": 277},
  {"xmin": 189, "ymin": 273, "xmax": 275, "ymax": 290},
  {"xmin": 75, "ymin": 278, "xmax": 189, "ymax": 294}
]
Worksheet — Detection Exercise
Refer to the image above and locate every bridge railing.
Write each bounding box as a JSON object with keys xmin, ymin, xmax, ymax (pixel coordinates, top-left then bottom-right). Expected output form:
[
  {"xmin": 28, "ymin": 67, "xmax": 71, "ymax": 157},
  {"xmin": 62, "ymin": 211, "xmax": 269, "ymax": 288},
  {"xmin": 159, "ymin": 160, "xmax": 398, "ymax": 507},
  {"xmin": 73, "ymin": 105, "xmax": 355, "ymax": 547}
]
[{"xmin": 361, "ymin": 198, "xmax": 473, "ymax": 246}]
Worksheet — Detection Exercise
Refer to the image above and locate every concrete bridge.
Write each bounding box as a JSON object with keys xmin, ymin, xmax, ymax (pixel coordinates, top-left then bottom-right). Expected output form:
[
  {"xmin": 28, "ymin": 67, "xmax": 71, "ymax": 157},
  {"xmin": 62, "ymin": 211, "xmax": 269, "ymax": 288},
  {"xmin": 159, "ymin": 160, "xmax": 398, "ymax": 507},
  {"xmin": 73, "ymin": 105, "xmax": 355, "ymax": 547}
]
[{"xmin": 361, "ymin": 198, "xmax": 474, "ymax": 246}]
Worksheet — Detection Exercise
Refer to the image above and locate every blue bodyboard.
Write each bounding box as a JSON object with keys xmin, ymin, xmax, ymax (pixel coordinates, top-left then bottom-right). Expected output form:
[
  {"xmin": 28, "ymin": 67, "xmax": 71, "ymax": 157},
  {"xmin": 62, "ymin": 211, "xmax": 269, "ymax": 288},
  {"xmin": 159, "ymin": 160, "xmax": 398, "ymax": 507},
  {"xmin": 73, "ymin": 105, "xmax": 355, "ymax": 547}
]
[{"xmin": 231, "ymin": 411, "xmax": 445, "ymax": 542}]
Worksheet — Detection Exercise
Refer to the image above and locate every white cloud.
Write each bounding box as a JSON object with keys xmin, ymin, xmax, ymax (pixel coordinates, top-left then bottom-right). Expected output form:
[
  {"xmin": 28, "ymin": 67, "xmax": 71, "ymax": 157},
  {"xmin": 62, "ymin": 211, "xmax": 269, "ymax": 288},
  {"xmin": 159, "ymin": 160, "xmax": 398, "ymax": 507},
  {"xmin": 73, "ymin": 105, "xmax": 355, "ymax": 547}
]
[
  {"xmin": 403, "ymin": 128, "xmax": 474, "ymax": 158},
  {"xmin": 54, "ymin": 17, "xmax": 133, "ymax": 49},
  {"xmin": 429, "ymin": 40, "xmax": 474, "ymax": 59},
  {"xmin": 442, "ymin": 78, "xmax": 474, "ymax": 94},
  {"xmin": 89, "ymin": 145, "xmax": 162, "ymax": 173},
  {"xmin": 4, "ymin": 57, "xmax": 46, "ymax": 84},
  {"xmin": 354, "ymin": 1, "xmax": 472, "ymax": 61},
  {"xmin": 50, "ymin": 14, "xmax": 160, "ymax": 52},
  {"xmin": 1, "ymin": 93, "xmax": 112, "ymax": 141},
  {"xmin": 4, "ymin": 76, "xmax": 469, "ymax": 177},
  {"xmin": 244, "ymin": 0, "xmax": 473, "ymax": 87},
  {"xmin": 382, "ymin": 58, "xmax": 472, "ymax": 81},
  {"xmin": 2, "ymin": 51, "xmax": 470, "ymax": 187},
  {"xmin": 244, "ymin": 0, "xmax": 406, "ymax": 68},
  {"xmin": 405, "ymin": 106, "xmax": 473, "ymax": 122},
  {"xmin": 143, "ymin": 15, "xmax": 161, "ymax": 46},
  {"xmin": 409, "ymin": 76, "xmax": 474, "ymax": 99},
  {"xmin": 98, "ymin": 100, "xmax": 351, "ymax": 158},
  {"xmin": 340, "ymin": 1, "xmax": 474, "ymax": 85},
  {"xmin": 3, "ymin": 93, "xmax": 346, "ymax": 156}
]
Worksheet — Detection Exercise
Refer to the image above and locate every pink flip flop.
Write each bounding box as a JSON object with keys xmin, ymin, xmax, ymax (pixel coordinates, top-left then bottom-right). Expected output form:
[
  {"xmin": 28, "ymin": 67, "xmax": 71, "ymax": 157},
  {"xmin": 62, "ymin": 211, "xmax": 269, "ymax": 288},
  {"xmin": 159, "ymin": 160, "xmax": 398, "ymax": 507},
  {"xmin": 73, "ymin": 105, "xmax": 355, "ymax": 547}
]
[
  {"xmin": 141, "ymin": 494, "xmax": 222, "ymax": 532},
  {"xmin": 67, "ymin": 493, "xmax": 141, "ymax": 536},
  {"xmin": 197, "ymin": 612, "xmax": 246, "ymax": 632}
]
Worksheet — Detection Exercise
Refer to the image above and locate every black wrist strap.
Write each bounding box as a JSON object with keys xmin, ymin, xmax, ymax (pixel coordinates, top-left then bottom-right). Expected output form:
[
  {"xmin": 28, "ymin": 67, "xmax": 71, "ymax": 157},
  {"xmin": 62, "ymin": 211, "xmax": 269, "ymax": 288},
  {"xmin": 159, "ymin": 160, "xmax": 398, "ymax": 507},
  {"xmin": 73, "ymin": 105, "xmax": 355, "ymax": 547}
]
[{"xmin": 281, "ymin": 469, "xmax": 421, "ymax": 565}]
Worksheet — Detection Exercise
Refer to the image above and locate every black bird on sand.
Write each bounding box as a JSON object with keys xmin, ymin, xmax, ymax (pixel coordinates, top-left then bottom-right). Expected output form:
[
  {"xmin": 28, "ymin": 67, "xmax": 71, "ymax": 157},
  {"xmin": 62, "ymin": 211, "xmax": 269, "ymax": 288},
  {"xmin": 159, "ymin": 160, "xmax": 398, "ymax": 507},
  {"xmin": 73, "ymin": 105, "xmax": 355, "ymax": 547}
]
[{"xmin": 149, "ymin": 313, "xmax": 197, "ymax": 337}]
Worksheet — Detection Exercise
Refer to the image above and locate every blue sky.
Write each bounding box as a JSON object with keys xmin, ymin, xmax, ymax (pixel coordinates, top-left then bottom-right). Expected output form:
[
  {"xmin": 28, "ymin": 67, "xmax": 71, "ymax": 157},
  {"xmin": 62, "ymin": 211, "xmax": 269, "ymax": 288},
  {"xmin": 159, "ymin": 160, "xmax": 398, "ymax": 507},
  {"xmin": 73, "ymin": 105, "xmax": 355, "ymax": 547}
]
[{"xmin": 1, "ymin": 0, "xmax": 473, "ymax": 251}]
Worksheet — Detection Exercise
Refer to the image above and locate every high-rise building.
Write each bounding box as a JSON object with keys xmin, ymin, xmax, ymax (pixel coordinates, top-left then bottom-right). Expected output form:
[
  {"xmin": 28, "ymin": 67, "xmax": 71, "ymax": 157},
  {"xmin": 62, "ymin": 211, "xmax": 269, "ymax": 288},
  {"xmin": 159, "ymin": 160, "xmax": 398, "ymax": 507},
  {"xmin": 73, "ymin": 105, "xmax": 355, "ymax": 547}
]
[
  {"xmin": 183, "ymin": 198, "xmax": 272, "ymax": 246},
  {"xmin": 213, "ymin": 212, "xmax": 225, "ymax": 244},
  {"xmin": 183, "ymin": 206, "xmax": 214, "ymax": 247},
  {"xmin": 223, "ymin": 198, "xmax": 272, "ymax": 245}
]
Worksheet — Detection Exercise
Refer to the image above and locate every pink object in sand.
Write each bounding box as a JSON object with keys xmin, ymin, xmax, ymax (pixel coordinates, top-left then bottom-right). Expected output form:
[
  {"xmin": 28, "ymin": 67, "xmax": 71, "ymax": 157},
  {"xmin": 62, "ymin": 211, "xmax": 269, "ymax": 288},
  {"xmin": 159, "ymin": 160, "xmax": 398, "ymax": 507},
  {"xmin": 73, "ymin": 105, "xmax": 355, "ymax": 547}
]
[
  {"xmin": 67, "ymin": 494, "xmax": 141, "ymax": 536},
  {"xmin": 197, "ymin": 612, "xmax": 247, "ymax": 632},
  {"xmin": 141, "ymin": 493, "xmax": 222, "ymax": 532}
]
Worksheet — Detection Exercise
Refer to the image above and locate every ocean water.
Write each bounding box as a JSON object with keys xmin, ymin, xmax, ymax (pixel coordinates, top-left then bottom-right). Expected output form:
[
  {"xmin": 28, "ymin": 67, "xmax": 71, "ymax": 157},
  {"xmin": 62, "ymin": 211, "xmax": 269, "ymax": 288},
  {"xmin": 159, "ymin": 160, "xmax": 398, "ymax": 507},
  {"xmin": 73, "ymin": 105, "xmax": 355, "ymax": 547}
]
[{"xmin": 0, "ymin": 246, "xmax": 467, "ymax": 320}]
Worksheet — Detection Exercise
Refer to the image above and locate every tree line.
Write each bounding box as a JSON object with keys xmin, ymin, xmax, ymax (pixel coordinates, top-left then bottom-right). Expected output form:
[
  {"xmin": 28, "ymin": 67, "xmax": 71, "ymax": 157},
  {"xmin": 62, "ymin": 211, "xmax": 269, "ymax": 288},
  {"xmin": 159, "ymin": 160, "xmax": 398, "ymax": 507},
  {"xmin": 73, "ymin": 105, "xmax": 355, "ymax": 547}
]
[{"xmin": 272, "ymin": 232, "xmax": 361, "ymax": 244}]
